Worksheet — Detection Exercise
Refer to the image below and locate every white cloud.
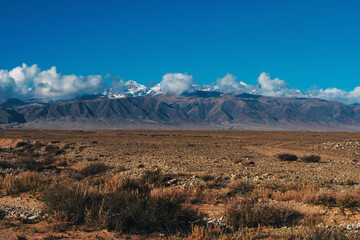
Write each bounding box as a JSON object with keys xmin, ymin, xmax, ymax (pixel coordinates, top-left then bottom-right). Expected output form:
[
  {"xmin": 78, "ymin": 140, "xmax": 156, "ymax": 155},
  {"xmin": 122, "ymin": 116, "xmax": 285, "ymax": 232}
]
[
  {"xmin": 0, "ymin": 64, "xmax": 105, "ymax": 100},
  {"xmin": 257, "ymin": 72, "xmax": 302, "ymax": 97},
  {"xmin": 159, "ymin": 73, "xmax": 194, "ymax": 94},
  {"xmin": 307, "ymin": 87, "xmax": 360, "ymax": 104},
  {"xmin": 214, "ymin": 72, "xmax": 360, "ymax": 104},
  {"xmin": 216, "ymin": 73, "xmax": 242, "ymax": 93},
  {"xmin": 1, "ymin": 64, "xmax": 360, "ymax": 105}
]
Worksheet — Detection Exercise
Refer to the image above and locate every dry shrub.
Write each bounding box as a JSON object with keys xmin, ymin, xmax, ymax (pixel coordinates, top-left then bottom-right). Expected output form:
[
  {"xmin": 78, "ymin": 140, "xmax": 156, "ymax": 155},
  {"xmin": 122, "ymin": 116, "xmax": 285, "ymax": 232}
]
[
  {"xmin": 226, "ymin": 180, "xmax": 255, "ymax": 197},
  {"xmin": 79, "ymin": 162, "xmax": 109, "ymax": 178},
  {"xmin": 337, "ymin": 195, "xmax": 360, "ymax": 216},
  {"xmin": 302, "ymin": 190, "xmax": 336, "ymax": 206},
  {"xmin": 342, "ymin": 178, "xmax": 357, "ymax": 186},
  {"xmin": 277, "ymin": 153, "xmax": 298, "ymax": 161},
  {"xmin": 150, "ymin": 187, "xmax": 212, "ymax": 204},
  {"xmin": 204, "ymin": 176, "xmax": 228, "ymax": 189},
  {"xmin": 302, "ymin": 214, "xmax": 323, "ymax": 227},
  {"xmin": 299, "ymin": 226, "xmax": 360, "ymax": 240},
  {"xmin": 271, "ymin": 190, "xmax": 300, "ymax": 201},
  {"xmin": 41, "ymin": 182, "xmax": 101, "ymax": 224},
  {"xmin": 201, "ymin": 175, "xmax": 215, "ymax": 182},
  {"xmin": 301, "ymin": 155, "xmax": 321, "ymax": 163},
  {"xmin": 15, "ymin": 141, "xmax": 29, "ymax": 148},
  {"xmin": 0, "ymin": 172, "xmax": 50, "ymax": 195},
  {"xmin": 225, "ymin": 198, "xmax": 303, "ymax": 229},
  {"xmin": 41, "ymin": 180, "xmax": 201, "ymax": 234},
  {"xmin": 151, "ymin": 187, "xmax": 193, "ymax": 203},
  {"xmin": 0, "ymin": 160, "xmax": 13, "ymax": 169},
  {"xmin": 254, "ymin": 182, "xmax": 335, "ymax": 206},
  {"xmin": 184, "ymin": 226, "xmax": 233, "ymax": 240},
  {"xmin": 139, "ymin": 169, "xmax": 164, "ymax": 187},
  {"xmin": 13, "ymin": 156, "xmax": 56, "ymax": 172},
  {"xmin": 44, "ymin": 145, "xmax": 64, "ymax": 156}
]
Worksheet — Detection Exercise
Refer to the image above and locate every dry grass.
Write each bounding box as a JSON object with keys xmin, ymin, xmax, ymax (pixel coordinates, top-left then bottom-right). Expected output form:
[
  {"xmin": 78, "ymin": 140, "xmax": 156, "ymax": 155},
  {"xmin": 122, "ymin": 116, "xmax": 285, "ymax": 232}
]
[
  {"xmin": 41, "ymin": 179, "xmax": 201, "ymax": 233},
  {"xmin": 0, "ymin": 130, "xmax": 360, "ymax": 239},
  {"xmin": 225, "ymin": 198, "xmax": 304, "ymax": 229},
  {"xmin": 0, "ymin": 172, "xmax": 51, "ymax": 195}
]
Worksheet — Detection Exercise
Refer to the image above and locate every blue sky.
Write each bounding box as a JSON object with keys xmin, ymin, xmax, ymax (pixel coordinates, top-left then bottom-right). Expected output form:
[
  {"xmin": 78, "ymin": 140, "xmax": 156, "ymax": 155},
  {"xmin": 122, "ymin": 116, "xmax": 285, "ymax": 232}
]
[{"xmin": 0, "ymin": 0, "xmax": 359, "ymax": 92}]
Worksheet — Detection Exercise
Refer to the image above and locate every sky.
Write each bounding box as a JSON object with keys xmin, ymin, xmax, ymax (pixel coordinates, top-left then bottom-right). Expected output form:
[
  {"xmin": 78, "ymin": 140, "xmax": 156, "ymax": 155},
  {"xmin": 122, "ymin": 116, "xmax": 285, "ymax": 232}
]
[{"xmin": 0, "ymin": 0, "xmax": 360, "ymax": 103}]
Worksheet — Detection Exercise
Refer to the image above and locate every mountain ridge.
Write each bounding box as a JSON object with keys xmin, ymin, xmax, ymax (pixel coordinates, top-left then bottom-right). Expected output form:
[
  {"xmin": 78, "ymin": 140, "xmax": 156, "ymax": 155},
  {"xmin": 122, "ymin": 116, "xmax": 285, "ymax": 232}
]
[{"xmin": 1, "ymin": 92, "xmax": 360, "ymax": 131}]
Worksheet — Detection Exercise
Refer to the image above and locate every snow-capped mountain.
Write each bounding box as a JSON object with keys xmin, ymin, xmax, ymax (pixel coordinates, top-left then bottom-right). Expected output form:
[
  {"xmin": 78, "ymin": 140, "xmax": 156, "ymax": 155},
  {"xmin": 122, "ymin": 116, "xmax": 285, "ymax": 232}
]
[
  {"xmin": 102, "ymin": 81, "xmax": 219, "ymax": 99},
  {"xmin": 103, "ymin": 80, "xmax": 159, "ymax": 98}
]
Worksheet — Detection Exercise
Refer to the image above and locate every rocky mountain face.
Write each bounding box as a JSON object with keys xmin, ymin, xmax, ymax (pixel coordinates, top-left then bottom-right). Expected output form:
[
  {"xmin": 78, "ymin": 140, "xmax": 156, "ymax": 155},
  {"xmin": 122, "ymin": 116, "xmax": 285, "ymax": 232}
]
[{"xmin": 1, "ymin": 92, "xmax": 360, "ymax": 131}]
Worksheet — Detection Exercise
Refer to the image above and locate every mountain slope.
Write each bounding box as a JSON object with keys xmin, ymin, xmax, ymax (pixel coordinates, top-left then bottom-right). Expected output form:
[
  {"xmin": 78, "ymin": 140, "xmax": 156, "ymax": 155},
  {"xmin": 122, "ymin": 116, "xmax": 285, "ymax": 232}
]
[
  {"xmin": 1, "ymin": 92, "xmax": 360, "ymax": 131},
  {"xmin": 0, "ymin": 107, "xmax": 25, "ymax": 124}
]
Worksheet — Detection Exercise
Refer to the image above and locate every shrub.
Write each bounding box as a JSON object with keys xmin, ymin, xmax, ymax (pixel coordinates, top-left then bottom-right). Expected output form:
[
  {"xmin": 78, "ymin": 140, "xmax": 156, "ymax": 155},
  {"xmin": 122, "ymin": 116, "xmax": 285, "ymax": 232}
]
[
  {"xmin": 45, "ymin": 145, "xmax": 64, "ymax": 156},
  {"xmin": 301, "ymin": 155, "xmax": 321, "ymax": 163},
  {"xmin": 41, "ymin": 183, "xmax": 101, "ymax": 224},
  {"xmin": 139, "ymin": 169, "xmax": 164, "ymax": 187},
  {"xmin": 79, "ymin": 163, "xmax": 109, "ymax": 177},
  {"xmin": 14, "ymin": 157, "xmax": 46, "ymax": 171},
  {"xmin": 303, "ymin": 191, "xmax": 336, "ymax": 206},
  {"xmin": 226, "ymin": 180, "xmax": 255, "ymax": 197},
  {"xmin": 277, "ymin": 153, "xmax": 298, "ymax": 161},
  {"xmin": 201, "ymin": 175, "xmax": 215, "ymax": 182},
  {"xmin": 41, "ymin": 181, "xmax": 200, "ymax": 233},
  {"xmin": 57, "ymin": 160, "xmax": 68, "ymax": 167},
  {"xmin": 15, "ymin": 141, "xmax": 29, "ymax": 148},
  {"xmin": 1, "ymin": 172, "xmax": 50, "ymax": 195},
  {"xmin": 0, "ymin": 160, "xmax": 13, "ymax": 169},
  {"xmin": 337, "ymin": 196, "xmax": 360, "ymax": 216},
  {"xmin": 342, "ymin": 179, "xmax": 357, "ymax": 186},
  {"xmin": 119, "ymin": 177, "xmax": 150, "ymax": 194},
  {"xmin": 226, "ymin": 198, "xmax": 303, "ymax": 229},
  {"xmin": 300, "ymin": 227, "xmax": 360, "ymax": 240},
  {"xmin": 151, "ymin": 187, "xmax": 205, "ymax": 204},
  {"xmin": 100, "ymin": 191, "xmax": 199, "ymax": 233}
]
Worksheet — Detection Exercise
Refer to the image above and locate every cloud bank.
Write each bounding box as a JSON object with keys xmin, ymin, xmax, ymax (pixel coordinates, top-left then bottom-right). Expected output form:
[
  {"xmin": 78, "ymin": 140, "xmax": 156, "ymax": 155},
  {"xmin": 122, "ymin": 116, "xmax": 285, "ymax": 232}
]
[
  {"xmin": 0, "ymin": 64, "xmax": 360, "ymax": 104},
  {"xmin": 159, "ymin": 73, "xmax": 194, "ymax": 95},
  {"xmin": 213, "ymin": 72, "xmax": 359, "ymax": 104},
  {"xmin": 0, "ymin": 64, "xmax": 105, "ymax": 100}
]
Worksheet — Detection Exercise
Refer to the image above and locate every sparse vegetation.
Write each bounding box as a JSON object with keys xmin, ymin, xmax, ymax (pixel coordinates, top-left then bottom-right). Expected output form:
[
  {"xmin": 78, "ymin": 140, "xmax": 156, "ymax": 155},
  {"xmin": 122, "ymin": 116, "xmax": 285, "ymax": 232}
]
[
  {"xmin": 337, "ymin": 195, "xmax": 360, "ymax": 216},
  {"xmin": 226, "ymin": 180, "xmax": 255, "ymax": 197},
  {"xmin": 277, "ymin": 153, "xmax": 298, "ymax": 161},
  {"xmin": 41, "ymin": 180, "xmax": 200, "ymax": 233},
  {"xmin": 1, "ymin": 131, "xmax": 360, "ymax": 239},
  {"xmin": 1, "ymin": 172, "xmax": 50, "ymax": 195},
  {"xmin": 79, "ymin": 162, "xmax": 109, "ymax": 177},
  {"xmin": 225, "ymin": 198, "xmax": 304, "ymax": 229},
  {"xmin": 301, "ymin": 154, "xmax": 321, "ymax": 163}
]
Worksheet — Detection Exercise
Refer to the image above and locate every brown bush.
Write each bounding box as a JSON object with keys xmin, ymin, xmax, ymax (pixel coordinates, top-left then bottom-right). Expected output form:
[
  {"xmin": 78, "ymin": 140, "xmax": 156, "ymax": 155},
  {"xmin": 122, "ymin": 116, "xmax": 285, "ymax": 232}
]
[
  {"xmin": 1, "ymin": 172, "xmax": 50, "ymax": 195},
  {"xmin": 0, "ymin": 160, "xmax": 13, "ymax": 169},
  {"xmin": 299, "ymin": 226, "xmax": 360, "ymax": 240},
  {"xmin": 301, "ymin": 155, "xmax": 321, "ymax": 163},
  {"xmin": 79, "ymin": 163, "xmax": 109, "ymax": 178},
  {"xmin": 41, "ymin": 180, "xmax": 201, "ymax": 233},
  {"xmin": 337, "ymin": 195, "xmax": 360, "ymax": 216},
  {"xmin": 139, "ymin": 169, "xmax": 164, "ymax": 187},
  {"xmin": 14, "ymin": 157, "xmax": 45, "ymax": 172},
  {"xmin": 226, "ymin": 180, "xmax": 255, "ymax": 197},
  {"xmin": 277, "ymin": 153, "xmax": 298, "ymax": 161},
  {"xmin": 225, "ymin": 198, "xmax": 303, "ymax": 229},
  {"xmin": 303, "ymin": 191, "xmax": 336, "ymax": 206}
]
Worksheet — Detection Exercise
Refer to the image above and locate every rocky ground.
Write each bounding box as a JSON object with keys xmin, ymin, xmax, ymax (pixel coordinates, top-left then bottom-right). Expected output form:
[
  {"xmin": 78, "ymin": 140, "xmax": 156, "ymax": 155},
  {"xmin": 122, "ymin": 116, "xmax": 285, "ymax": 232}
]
[{"xmin": 0, "ymin": 130, "xmax": 360, "ymax": 239}]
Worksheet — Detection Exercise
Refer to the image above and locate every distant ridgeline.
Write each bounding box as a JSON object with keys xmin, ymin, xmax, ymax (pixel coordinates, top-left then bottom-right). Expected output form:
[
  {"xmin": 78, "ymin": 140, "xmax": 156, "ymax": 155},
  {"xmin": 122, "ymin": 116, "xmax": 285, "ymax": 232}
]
[{"xmin": 1, "ymin": 92, "xmax": 360, "ymax": 131}]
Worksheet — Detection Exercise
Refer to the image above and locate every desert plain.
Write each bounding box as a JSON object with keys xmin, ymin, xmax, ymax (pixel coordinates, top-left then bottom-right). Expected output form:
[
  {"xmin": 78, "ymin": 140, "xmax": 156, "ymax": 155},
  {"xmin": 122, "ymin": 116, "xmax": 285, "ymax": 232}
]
[{"xmin": 0, "ymin": 130, "xmax": 360, "ymax": 239}]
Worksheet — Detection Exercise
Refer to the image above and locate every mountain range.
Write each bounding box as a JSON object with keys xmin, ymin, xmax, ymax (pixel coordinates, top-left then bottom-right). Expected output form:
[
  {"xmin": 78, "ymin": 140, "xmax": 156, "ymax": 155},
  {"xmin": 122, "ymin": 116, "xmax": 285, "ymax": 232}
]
[{"xmin": 1, "ymin": 81, "xmax": 360, "ymax": 131}]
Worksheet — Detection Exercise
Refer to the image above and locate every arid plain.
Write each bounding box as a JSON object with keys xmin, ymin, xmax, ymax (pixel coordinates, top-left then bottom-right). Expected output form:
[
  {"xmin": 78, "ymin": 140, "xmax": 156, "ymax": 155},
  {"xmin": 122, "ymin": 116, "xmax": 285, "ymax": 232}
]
[{"xmin": 1, "ymin": 130, "xmax": 360, "ymax": 239}]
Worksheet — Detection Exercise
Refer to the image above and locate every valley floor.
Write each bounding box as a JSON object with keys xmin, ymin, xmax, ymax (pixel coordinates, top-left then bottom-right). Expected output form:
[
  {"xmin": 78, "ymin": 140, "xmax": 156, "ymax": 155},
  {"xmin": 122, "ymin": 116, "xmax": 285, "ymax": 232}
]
[{"xmin": 0, "ymin": 130, "xmax": 360, "ymax": 239}]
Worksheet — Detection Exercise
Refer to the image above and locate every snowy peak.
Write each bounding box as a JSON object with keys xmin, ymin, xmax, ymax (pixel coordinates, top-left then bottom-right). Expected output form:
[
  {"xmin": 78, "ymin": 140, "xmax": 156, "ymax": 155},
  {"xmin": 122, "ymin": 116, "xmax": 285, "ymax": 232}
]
[{"xmin": 103, "ymin": 80, "xmax": 158, "ymax": 98}]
